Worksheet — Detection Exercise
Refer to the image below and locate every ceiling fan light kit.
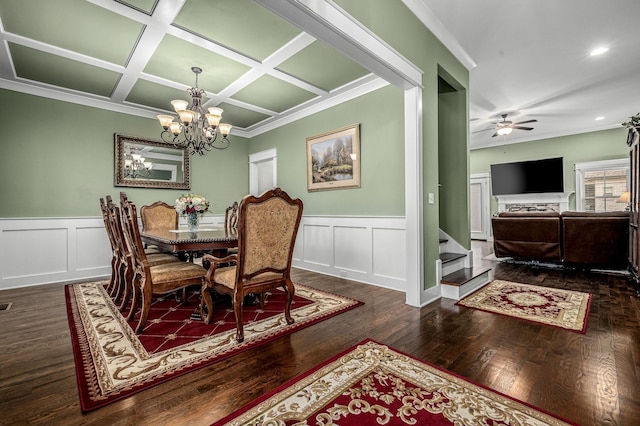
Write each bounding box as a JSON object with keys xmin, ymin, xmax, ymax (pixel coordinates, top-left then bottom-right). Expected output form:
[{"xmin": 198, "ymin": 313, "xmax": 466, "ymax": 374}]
[
  {"xmin": 497, "ymin": 127, "xmax": 513, "ymax": 136},
  {"xmin": 491, "ymin": 113, "xmax": 538, "ymax": 138}
]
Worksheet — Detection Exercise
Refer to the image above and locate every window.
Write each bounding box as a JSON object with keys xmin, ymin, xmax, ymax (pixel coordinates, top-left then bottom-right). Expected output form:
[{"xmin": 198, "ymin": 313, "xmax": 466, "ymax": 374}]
[{"xmin": 575, "ymin": 159, "xmax": 629, "ymax": 212}]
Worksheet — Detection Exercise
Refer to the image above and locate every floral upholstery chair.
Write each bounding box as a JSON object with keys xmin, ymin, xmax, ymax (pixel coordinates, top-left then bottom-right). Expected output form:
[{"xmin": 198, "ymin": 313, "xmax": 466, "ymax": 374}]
[
  {"xmin": 140, "ymin": 201, "xmax": 178, "ymax": 232},
  {"xmin": 201, "ymin": 187, "xmax": 303, "ymax": 342},
  {"xmin": 140, "ymin": 201, "xmax": 178, "ymax": 253},
  {"xmin": 105, "ymin": 195, "xmax": 181, "ymax": 311},
  {"xmin": 120, "ymin": 193, "xmax": 206, "ymax": 333}
]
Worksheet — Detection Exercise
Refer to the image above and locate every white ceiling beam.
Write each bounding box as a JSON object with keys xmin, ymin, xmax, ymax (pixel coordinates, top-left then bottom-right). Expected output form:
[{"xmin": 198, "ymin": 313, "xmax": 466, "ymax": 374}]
[{"xmin": 255, "ymin": 0, "xmax": 423, "ymax": 89}]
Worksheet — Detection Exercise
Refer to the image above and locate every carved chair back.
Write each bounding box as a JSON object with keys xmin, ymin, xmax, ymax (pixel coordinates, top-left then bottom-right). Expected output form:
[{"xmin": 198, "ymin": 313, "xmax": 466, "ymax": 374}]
[
  {"xmin": 224, "ymin": 201, "xmax": 239, "ymax": 233},
  {"xmin": 236, "ymin": 189, "xmax": 302, "ymax": 280},
  {"xmin": 140, "ymin": 201, "xmax": 178, "ymax": 232}
]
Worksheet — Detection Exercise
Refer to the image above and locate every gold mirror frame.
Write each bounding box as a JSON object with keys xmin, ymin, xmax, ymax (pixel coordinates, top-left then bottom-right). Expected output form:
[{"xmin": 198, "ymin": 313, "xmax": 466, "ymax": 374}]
[{"xmin": 114, "ymin": 134, "xmax": 190, "ymax": 189}]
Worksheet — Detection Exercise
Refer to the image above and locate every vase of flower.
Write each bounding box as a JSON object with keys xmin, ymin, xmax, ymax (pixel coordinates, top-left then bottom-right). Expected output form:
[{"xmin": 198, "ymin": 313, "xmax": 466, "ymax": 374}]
[
  {"xmin": 175, "ymin": 193, "xmax": 210, "ymax": 232},
  {"xmin": 187, "ymin": 212, "xmax": 200, "ymax": 232}
]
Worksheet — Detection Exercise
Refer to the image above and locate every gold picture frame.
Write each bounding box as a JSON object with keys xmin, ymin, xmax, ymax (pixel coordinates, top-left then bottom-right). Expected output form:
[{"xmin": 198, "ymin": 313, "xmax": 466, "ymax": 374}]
[{"xmin": 306, "ymin": 124, "xmax": 360, "ymax": 192}]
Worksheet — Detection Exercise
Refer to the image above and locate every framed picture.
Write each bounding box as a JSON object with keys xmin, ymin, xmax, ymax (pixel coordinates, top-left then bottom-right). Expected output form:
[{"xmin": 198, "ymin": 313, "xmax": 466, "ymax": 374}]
[{"xmin": 306, "ymin": 124, "xmax": 360, "ymax": 192}]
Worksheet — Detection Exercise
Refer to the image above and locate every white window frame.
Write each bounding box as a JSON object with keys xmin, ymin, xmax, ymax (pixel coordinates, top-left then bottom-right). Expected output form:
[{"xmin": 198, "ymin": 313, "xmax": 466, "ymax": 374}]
[{"xmin": 574, "ymin": 158, "xmax": 629, "ymax": 212}]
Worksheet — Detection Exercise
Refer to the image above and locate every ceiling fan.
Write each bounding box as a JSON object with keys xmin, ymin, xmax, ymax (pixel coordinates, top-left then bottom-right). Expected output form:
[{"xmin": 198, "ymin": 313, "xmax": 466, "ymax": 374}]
[
  {"xmin": 492, "ymin": 113, "xmax": 537, "ymax": 137},
  {"xmin": 474, "ymin": 113, "xmax": 538, "ymax": 137}
]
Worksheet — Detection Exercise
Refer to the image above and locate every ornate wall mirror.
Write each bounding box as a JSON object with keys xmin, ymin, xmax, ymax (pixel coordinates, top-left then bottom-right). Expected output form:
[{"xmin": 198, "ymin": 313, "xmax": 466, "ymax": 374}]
[{"xmin": 114, "ymin": 134, "xmax": 190, "ymax": 189}]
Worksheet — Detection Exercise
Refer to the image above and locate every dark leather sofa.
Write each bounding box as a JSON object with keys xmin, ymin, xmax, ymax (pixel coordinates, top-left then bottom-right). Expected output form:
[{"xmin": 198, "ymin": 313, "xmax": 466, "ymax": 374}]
[
  {"xmin": 492, "ymin": 211, "xmax": 563, "ymax": 262},
  {"xmin": 492, "ymin": 211, "xmax": 629, "ymax": 269},
  {"xmin": 561, "ymin": 211, "xmax": 629, "ymax": 269}
]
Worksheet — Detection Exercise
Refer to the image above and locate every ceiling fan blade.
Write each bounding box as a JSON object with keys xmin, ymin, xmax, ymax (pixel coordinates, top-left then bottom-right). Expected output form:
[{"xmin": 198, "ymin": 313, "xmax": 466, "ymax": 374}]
[
  {"xmin": 512, "ymin": 126, "xmax": 534, "ymax": 131},
  {"xmin": 513, "ymin": 119, "xmax": 538, "ymax": 125},
  {"xmin": 472, "ymin": 127, "xmax": 495, "ymax": 134}
]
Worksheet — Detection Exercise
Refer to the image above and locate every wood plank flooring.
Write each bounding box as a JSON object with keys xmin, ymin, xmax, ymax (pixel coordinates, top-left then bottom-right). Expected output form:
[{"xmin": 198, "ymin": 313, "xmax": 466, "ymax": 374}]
[{"xmin": 0, "ymin": 241, "xmax": 639, "ymax": 425}]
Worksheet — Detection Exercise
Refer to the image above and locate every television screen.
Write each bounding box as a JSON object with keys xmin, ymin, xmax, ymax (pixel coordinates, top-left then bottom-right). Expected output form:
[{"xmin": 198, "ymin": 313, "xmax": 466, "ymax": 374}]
[{"xmin": 490, "ymin": 157, "xmax": 564, "ymax": 195}]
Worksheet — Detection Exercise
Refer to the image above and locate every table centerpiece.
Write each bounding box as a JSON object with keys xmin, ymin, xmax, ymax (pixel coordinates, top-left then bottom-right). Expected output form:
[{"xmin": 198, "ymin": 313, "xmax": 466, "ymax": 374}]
[{"xmin": 175, "ymin": 193, "xmax": 210, "ymax": 232}]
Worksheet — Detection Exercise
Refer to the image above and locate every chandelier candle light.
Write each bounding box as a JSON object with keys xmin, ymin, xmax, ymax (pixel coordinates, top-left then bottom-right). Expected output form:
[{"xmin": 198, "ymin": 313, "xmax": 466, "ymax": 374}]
[
  {"xmin": 124, "ymin": 147, "xmax": 152, "ymax": 178},
  {"xmin": 175, "ymin": 193, "xmax": 210, "ymax": 232},
  {"xmin": 157, "ymin": 67, "xmax": 232, "ymax": 156}
]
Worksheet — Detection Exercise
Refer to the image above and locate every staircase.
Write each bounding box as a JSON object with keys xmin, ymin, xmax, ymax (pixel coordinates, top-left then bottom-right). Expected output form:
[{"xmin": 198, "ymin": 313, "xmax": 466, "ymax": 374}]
[{"xmin": 439, "ymin": 235, "xmax": 491, "ymax": 300}]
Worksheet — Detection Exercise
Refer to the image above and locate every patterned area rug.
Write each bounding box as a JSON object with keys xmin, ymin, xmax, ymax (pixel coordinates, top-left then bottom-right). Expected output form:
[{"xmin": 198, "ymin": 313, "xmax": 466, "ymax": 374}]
[
  {"xmin": 456, "ymin": 280, "xmax": 591, "ymax": 333},
  {"xmin": 212, "ymin": 340, "xmax": 578, "ymax": 426},
  {"xmin": 65, "ymin": 281, "xmax": 363, "ymax": 412}
]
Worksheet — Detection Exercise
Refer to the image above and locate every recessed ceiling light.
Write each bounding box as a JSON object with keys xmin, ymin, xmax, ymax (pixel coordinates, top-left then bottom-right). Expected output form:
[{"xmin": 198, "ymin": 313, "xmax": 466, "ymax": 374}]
[
  {"xmin": 595, "ymin": 116, "xmax": 605, "ymax": 121},
  {"xmin": 590, "ymin": 47, "xmax": 609, "ymax": 56}
]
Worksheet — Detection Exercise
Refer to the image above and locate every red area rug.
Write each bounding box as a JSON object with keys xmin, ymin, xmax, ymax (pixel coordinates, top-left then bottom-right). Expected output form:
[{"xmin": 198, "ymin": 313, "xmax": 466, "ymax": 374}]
[
  {"xmin": 65, "ymin": 281, "xmax": 362, "ymax": 412},
  {"xmin": 212, "ymin": 339, "xmax": 578, "ymax": 425},
  {"xmin": 457, "ymin": 280, "xmax": 591, "ymax": 333}
]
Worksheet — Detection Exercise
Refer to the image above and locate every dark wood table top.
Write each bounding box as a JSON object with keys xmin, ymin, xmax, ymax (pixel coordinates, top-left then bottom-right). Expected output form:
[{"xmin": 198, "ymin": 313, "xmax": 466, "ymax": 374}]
[{"xmin": 141, "ymin": 228, "xmax": 237, "ymax": 254}]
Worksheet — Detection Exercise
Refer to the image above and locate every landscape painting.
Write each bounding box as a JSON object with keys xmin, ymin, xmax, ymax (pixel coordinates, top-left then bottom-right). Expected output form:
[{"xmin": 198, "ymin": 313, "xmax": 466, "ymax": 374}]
[{"xmin": 306, "ymin": 124, "xmax": 361, "ymax": 191}]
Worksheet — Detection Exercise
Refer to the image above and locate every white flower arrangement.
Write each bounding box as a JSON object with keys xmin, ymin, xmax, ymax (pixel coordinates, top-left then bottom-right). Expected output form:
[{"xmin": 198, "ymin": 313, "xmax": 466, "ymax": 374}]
[{"xmin": 175, "ymin": 193, "xmax": 210, "ymax": 216}]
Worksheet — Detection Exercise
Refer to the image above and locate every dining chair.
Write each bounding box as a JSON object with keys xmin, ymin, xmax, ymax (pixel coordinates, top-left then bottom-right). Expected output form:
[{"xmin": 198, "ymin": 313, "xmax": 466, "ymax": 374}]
[
  {"xmin": 201, "ymin": 187, "xmax": 303, "ymax": 342},
  {"xmin": 140, "ymin": 200, "xmax": 179, "ymax": 231},
  {"xmin": 224, "ymin": 201, "xmax": 239, "ymax": 233},
  {"xmin": 120, "ymin": 192, "xmax": 207, "ymax": 334},
  {"xmin": 99, "ymin": 198, "xmax": 120, "ymax": 296},
  {"xmin": 106, "ymin": 195, "xmax": 181, "ymax": 311},
  {"xmin": 140, "ymin": 201, "xmax": 178, "ymax": 253},
  {"xmin": 223, "ymin": 201, "xmax": 240, "ymax": 257}
]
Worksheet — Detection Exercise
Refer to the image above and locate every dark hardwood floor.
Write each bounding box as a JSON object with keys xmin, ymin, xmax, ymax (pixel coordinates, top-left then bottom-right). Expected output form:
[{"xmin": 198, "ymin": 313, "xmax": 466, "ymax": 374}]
[{"xmin": 1, "ymin": 241, "xmax": 639, "ymax": 425}]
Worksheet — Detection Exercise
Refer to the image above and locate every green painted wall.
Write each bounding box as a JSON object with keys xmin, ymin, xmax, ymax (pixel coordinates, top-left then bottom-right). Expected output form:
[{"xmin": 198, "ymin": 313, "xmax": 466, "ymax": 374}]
[
  {"xmin": 334, "ymin": 0, "xmax": 469, "ymax": 288},
  {"xmin": 470, "ymin": 127, "xmax": 629, "ymax": 213},
  {"xmin": 0, "ymin": 88, "xmax": 249, "ymax": 217},
  {"xmin": 438, "ymin": 76, "xmax": 469, "ymax": 247},
  {"xmin": 249, "ymin": 85, "xmax": 404, "ymax": 215}
]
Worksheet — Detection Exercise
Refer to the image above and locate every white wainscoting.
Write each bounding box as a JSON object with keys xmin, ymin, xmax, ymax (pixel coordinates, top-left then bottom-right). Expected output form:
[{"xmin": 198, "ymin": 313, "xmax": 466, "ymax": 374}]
[
  {"xmin": 0, "ymin": 217, "xmax": 113, "ymax": 290},
  {"xmin": 292, "ymin": 216, "xmax": 407, "ymax": 292},
  {"xmin": 0, "ymin": 215, "xmax": 407, "ymax": 292}
]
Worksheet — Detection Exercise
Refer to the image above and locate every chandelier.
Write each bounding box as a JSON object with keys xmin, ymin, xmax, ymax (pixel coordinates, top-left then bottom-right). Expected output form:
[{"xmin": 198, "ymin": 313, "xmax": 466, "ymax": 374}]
[
  {"xmin": 124, "ymin": 147, "xmax": 152, "ymax": 178},
  {"xmin": 157, "ymin": 67, "xmax": 232, "ymax": 156}
]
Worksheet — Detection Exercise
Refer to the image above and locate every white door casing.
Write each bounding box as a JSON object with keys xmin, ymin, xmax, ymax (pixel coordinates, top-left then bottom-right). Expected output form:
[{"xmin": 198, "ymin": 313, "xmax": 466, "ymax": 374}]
[
  {"xmin": 470, "ymin": 173, "xmax": 490, "ymax": 240},
  {"xmin": 249, "ymin": 148, "xmax": 277, "ymax": 196}
]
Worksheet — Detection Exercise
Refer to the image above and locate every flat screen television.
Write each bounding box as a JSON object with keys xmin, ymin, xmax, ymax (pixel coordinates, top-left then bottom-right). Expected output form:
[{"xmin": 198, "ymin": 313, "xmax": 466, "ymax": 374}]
[{"xmin": 490, "ymin": 157, "xmax": 564, "ymax": 195}]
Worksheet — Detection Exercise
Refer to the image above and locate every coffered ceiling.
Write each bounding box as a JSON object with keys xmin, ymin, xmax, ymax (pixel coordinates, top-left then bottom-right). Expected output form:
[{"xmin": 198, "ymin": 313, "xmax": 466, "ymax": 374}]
[
  {"xmin": 1, "ymin": 0, "xmax": 639, "ymax": 148},
  {"xmin": 0, "ymin": 0, "xmax": 378, "ymax": 139}
]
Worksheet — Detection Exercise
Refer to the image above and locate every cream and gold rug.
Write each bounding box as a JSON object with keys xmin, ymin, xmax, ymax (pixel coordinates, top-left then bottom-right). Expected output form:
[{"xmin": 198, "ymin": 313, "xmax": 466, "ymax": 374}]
[
  {"xmin": 457, "ymin": 280, "xmax": 591, "ymax": 333},
  {"xmin": 65, "ymin": 281, "xmax": 363, "ymax": 411},
  {"xmin": 213, "ymin": 340, "xmax": 578, "ymax": 425}
]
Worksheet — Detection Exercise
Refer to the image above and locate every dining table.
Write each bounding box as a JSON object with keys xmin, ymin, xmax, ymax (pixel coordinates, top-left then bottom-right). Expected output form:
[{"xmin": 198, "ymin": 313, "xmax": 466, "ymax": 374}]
[{"xmin": 140, "ymin": 227, "xmax": 237, "ymax": 261}]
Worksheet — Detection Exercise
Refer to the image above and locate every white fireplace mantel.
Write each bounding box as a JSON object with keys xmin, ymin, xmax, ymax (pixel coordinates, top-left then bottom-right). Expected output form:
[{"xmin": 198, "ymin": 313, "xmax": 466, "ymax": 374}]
[{"xmin": 495, "ymin": 192, "xmax": 574, "ymax": 212}]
